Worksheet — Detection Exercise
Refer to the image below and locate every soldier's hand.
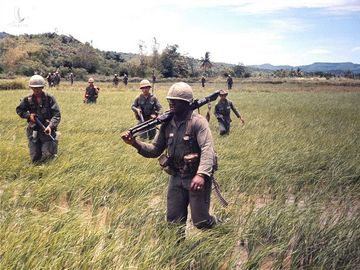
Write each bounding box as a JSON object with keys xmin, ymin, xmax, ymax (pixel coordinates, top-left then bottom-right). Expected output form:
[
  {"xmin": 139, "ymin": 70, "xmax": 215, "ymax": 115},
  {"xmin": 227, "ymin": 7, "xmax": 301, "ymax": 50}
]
[
  {"xmin": 240, "ymin": 117, "xmax": 245, "ymax": 125},
  {"xmin": 29, "ymin": 113, "xmax": 36, "ymax": 123},
  {"xmin": 150, "ymin": 114, "xmax": 157, "ymax": 119},
  {"xmin": 191, "ymin": 174, "xmax": 205, "ymax": 192},
  {"xmin": 44, "ymin": 126, "xmax": 52, "ymax": 135},
  {"xmin": 121, "ymin": 131, "xmax": 135, "ymax": 145}
]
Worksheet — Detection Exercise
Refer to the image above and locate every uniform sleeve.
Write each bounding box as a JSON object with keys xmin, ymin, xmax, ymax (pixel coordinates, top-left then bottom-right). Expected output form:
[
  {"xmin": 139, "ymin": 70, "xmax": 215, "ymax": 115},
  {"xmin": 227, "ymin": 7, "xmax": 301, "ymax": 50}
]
[
  {"xmin": 16, "ymin": 97, "xmax": 30, "ymax": 119},
  {"xmin": 214, "ymin": 103, "xmax": 221, "ymax": 118},
  {"xmin": 154, "ymin": 97, "xmax": 163, "ymax": 114},
  {"xmin": 131, "ymin": 97, "xmax": 140, "ymax": 112},
  {"xmin": 49, "ymin": 96, "xmax": 61, "ymax": 129},
  {"xmin": 194, "ymin": 117, "xmax": 215, "ymax": 177},
  {"xmin": 230, "ymin": 101, "xmax": 241, "ymax": 118},
  {"xmin": 137, "ymin": 123, "xmax": 167, "ymax": 158}
]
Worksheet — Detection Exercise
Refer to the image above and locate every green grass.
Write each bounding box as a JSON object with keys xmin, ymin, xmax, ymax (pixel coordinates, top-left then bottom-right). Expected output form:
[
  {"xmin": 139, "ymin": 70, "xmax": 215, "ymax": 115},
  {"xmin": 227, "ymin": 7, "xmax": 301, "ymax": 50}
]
[{"xmin": 0, "ymin": 81, "xmax": 359, "ymax": 269}]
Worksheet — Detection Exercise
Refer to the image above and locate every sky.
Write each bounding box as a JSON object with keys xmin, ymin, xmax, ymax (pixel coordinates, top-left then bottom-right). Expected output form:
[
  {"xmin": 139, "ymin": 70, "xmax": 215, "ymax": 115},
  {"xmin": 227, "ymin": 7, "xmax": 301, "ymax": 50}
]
[{"xmin": 1, "ymin": 0, "xmax": 359, "ymax": 66}]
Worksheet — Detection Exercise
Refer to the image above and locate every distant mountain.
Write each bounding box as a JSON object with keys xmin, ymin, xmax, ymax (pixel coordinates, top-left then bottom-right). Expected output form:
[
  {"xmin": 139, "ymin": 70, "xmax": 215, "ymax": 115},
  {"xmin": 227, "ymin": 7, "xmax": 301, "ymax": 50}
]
[
  {"xmin": 249, "ymin": 62, "xmax": 360, "ymax": 74},
  {"xmin": 0, "ymin": 32, "xmax": 13, "ymax": 39}
]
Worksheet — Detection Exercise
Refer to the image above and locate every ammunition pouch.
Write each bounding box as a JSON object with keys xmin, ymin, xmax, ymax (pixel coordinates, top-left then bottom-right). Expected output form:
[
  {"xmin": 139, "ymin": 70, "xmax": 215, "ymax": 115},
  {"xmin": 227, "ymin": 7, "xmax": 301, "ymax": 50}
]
[{"xmin": 158, "ymin": 154, "xmax": 176, "ymax": 176}]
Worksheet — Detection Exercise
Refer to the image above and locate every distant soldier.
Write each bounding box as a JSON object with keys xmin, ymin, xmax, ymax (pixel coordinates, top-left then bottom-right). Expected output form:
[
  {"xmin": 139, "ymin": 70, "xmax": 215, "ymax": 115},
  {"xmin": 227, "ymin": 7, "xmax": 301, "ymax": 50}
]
[
  {"xmin": 214, "ymin": 89, "xmax": 244, "ymax": 135},
  {"xmin": 131, "ymin": 79, "xmax": 162, "ymax": 140},
  {"xmin": 16, "ymin": 75, "xmax": 61, "ymax": 163},
  {"xmin": 46, "ymin": 73, "xmax": 52, "ymax": 87},
  {"xmin": 201, "ymin": 76, "xmax": 206, "ymax": 87},
  {"xmin": 54, "ymin": 71, "xmax": 61, "ymax": 87},
  {"xmin": 227, "ymin": 74, "xmax": 233, "ymax": 90},
  {"xmin": 123, "ymin": 74, "xmax": 128, "ymax": 86},
  {"xmin": 69, "ymin": 72, "xmax": 74, "ymax": 85},
  {"xmin": 84, "ymin": 78, "xmax": 100, "ymax": 104},
  {"xmin": 152, "ymin": 72, "xmax": 156, "ymax": 92},
  {"xmin": 113, "ymin": 74, "xmax": 119, "ymax": 87}
]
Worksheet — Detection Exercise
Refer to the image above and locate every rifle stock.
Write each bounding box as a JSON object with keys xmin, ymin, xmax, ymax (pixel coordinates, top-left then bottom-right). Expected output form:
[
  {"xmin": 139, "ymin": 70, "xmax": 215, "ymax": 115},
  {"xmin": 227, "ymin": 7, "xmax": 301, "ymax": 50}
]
[{"xmin": 128, "ymin": 90, "xmax": 220, "ymax": 137}]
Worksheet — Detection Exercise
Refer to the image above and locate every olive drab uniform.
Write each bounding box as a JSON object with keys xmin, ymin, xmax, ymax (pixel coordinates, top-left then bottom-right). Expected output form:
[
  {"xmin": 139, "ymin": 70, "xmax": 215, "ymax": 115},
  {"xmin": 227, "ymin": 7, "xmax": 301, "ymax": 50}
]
[
  {"xmin": 227, "ymin": 76, "xmax": 233, "ymax": 90},
  {"xmin": 84, "ymin": 85, "xmax": 99, "ymax": 103},
  {"xmin": 16, "ymin": 92, "xmax": 61, "ymax": 162},
  {"xmin": 137, "ymin": 112, "xmax": 217, "ymax": 229},
  {"xmin": 214, "ymin": 99, "xmax": 241, "ymax": 135},
  {"xmin": 131, "ymin": 94, "xmax": 162, "ymax": 139}
]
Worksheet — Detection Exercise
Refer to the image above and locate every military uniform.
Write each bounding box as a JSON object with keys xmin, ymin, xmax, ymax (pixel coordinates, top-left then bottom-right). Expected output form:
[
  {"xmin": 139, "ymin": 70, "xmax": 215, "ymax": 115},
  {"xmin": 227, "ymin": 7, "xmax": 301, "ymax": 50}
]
[
  {"xmin": 16, "ymin": 92, "xmax": 61, "ymax": 162},
  {"xmin": 113, "ymin": 76, "xmax": 119, "ymax": 86},
  {"xmin": 214, "ymin": 98, "xmax": 241, "ymax": 135},
  {"xmin": 136, "ymin": 111, "xmax": 216, "ymax": 229},
  {"xmin": 227, "ymin": 76, "xmax": 233, "ymax": 90},
  {"xmin": 201, "ymin": 77, "xmax": 206, "ymax": 87},
  {"xmin": 131, "ymin": 94, "xmax": 162, "ymax": 139},
  {"xmin": 84, "ymin": 85, "xmax": 99, "ymax": 103}
]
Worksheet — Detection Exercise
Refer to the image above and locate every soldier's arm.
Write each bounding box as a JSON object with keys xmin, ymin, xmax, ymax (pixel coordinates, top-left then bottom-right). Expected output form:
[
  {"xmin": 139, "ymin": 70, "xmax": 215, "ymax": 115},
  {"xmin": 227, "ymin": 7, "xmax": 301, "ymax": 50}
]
[
  {"xmin": 136, "ymin": 124, "xmax": 167, "ymax": 158},
  {"xmin": 214, "ymin": 104, "xmax": 221, "ymax": 118},
  {"xmin": 16, "ymin": 98, "xmax": 30, "ymax": 119},
  {"xmin": 49, "ymin": 96, "xmax": 61, "ymax": 128},
  {"xmin": 230, "ymin": 101, "xmax": 241, "ymax": 118},
  {"xmin": 194, "ymin": 117, "xmax": 215, "ymax": 177},
  {"xmin": 131, "ymin": 97, "xmax": 140, "ymax": 113},
  {"xmin": 154, "ymin": 97, "xmax": 163, "ymax": 114}
]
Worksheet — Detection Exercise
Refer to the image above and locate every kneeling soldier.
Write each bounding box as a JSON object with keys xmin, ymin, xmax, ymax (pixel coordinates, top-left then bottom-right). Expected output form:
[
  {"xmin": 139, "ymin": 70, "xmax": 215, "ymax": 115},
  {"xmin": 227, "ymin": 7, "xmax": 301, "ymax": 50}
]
[{"xmin": 16, "ymin": 75, "xmax": 61, "ymax": 163}]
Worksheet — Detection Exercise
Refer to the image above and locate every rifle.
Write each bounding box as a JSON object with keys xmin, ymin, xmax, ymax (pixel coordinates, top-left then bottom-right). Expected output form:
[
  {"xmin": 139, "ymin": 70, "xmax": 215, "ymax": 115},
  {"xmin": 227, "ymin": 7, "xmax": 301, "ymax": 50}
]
[
  {"xmin": 134, "ymin": 109, "xmax": 145, "ymax": 123},
  {"xmin": 128, "ymin": 90, "xmax": 220, "ymax": 137},
  {"xmin": 34, "ymin": 116, "xmax": 56, "ymax": 141}
]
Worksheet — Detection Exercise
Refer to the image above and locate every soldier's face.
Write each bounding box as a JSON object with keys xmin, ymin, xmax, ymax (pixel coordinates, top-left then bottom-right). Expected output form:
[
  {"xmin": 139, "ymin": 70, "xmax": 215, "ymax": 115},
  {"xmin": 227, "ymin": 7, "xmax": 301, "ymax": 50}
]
[
  {"xmin": 141, "ymin": 86, "xmax": 151, "ymax": 95},
  {"xmin": 220, "ymin": 95, "xmax": 227, "ymax": 100},
  {"xmin": 168, "ymin": 99, "xmax": 189, "ymax": 115},
  {"xmin": 31, "ymin": 87, "xmax": 43, "ymax": 96}
]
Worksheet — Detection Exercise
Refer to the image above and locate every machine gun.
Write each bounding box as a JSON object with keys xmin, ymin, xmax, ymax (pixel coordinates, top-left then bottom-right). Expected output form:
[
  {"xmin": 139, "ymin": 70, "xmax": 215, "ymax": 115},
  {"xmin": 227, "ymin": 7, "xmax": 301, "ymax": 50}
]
[
  {"xmin": 128, "ymin": 90, "xmax": 220, "ymax": 137},
  {"xmin": 34, "ymin": 116, "xmax": 56, "ymax": 141}
]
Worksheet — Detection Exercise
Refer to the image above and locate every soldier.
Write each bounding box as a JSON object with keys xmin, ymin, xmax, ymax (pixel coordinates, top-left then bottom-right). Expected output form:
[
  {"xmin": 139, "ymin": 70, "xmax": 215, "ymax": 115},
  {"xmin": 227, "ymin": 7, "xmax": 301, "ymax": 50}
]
[
  {"xmin": 54, "ymin": 71, "xmax": 61, "ymax": 87},
  {"xmin": 46, "ymin": 73, "xmax": 52, "ymax": 87},
  {"xmin": 122, "ymin": 82, "xmax": 217, "ymax": 235},
  {"xmin": 16, "ymin": 75, "xmax": 61, "ymax": 163},
  {"xmin": 131, "ymin": 79, "xmax": 162, "ymax": 140},
  {"xmin": 84, "ymin": 77, "xmax": 100, "ymax": 104},
  {"xmin": 69, "ymin": 72, "xmax": 74, "ymax": 85},
  {"xmin": 113, "ymin": 74, "xmax": 119, "ymax": 87},
  {"xmin": 227, "ymin": 74, "xmax": 233, "ymax": 90},
  {"xmin": 123, "ymin": 74, "xmax": 128, "ymax": 86},
  {"xmin": 201, "ymin": 76, "xmax": 206, "ymax": 87},
  {"xmin": 214, "ymin": 89, "xmax": 244, "ymax": 135}
]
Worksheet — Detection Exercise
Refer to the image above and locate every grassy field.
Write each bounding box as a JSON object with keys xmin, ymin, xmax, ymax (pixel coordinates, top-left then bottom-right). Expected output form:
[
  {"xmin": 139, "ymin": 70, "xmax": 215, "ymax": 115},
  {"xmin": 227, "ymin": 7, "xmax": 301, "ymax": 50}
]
[{"xmin": 0, "ymin": 80, "xmax": 359, "ymax": 269}]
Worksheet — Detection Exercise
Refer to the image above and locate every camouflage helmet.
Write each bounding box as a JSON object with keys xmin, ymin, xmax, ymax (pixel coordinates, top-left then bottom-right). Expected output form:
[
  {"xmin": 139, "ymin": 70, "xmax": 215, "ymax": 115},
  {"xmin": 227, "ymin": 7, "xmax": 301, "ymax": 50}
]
[
  {"xmin": 88, "ymin": 77, "xmax": 94, "ymax": 83},
  {"xmin": 166, "ymin": 82, "xmax": 193, "ymax": 103},
  {"xmin": 219, "ymin": 89, "xmax": 228, "ymax": 96},
  {"xmin": 139, "ymin": 79, "xmax": 151, "ymax": 89},
  {"xmin": 29, "ymin": 75, "xmax": 46, "ymax": 88}
]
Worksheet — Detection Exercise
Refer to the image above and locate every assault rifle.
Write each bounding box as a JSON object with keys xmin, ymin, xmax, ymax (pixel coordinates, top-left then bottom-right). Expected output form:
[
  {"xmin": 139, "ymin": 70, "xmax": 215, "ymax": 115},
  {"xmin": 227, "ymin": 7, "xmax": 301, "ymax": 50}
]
[
  {"xmin": 128, "ymin": 90, "xmax": 220, "ymax": 137},
  {"xmin": 34, "ymin": 116, "xmax": 56, "ymax": 141}
]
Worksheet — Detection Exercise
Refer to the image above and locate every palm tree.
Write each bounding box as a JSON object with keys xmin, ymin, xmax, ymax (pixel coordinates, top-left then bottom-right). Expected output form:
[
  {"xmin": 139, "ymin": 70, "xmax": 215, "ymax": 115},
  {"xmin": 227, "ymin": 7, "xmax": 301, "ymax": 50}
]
[{"xmin": 200, "ymin": 52, "xmax": 213, "ymax": 75}]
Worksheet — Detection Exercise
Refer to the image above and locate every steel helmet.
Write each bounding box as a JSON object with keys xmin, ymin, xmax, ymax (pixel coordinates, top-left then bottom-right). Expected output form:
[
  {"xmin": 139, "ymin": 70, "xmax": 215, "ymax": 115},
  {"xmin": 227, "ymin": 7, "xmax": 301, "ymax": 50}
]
[
  {"xmin": 219, "ymin": 89, "xmax": 228, "ymax": 95},
  {"xmin": 29, "ymin": 75, "xmax": 45, "ymax": 87},
  {"xmin": 166, "ymin": 82, "xmax": 193, "ymax": 103},
  {"xmin": 139, "ymin": 79, "xmax": 151, "ymax": 89},
  {"xmin": 88, "ymin": 77, "xmax": 94, "ymax": 83}
]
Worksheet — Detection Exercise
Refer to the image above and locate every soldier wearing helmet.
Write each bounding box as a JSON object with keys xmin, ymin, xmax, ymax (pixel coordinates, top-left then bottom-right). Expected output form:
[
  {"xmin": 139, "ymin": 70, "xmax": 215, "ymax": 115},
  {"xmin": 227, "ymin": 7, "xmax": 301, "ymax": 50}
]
[
  {"xmin": 214, "ymin": 89, "xmax": 244, "ymax": 135},
  {"xmin": 227, "ymin": 74, "xmax": 233, "ymax": 90},
  {"xmin": 201, "ymin": 75, "xmax": 206, "ymax": 87},
  {"xmin": 84, "ymin": 77, "xmax": 100, "ymax": 104},
  {"xmin": 16, "ymin": 75, "xmax": 61, "ymax": 163},
  {"xmin": 122, "ymin": 73, "xmax": 128, "ymax": 86},
  {"xmin": 122, "ymin": 82, "xmax": 217, "ymax": 234},
  {"xmin": 131, "ymin": 79, "xmax": 162, "ymax": 140},
  {"xmin": 112, "ymin": 74, "xmax": 119, "ymax": 87}
]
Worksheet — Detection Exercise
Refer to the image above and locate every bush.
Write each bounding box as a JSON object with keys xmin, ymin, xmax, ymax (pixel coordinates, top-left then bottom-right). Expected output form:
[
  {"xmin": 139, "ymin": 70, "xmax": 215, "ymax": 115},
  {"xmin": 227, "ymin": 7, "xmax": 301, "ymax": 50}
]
[{"xmin": 0, "ymin": 80, "xmax": 26, "ymax": 90}]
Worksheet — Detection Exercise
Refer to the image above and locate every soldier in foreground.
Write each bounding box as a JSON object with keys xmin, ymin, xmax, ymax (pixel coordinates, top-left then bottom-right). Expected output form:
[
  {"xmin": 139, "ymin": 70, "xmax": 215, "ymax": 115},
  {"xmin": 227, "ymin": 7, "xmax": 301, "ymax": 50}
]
[
  {"xmin": 84, "ymin": 77, "xmax": 99, "ymax": 104},
  {"xmin": 131, "ymin": 79, "xmax": 162, "ymax": 140},
  {"xmin": 16, "ymin": 75, "xmax": 61, "ymax": 163},
  {"xmin": 214, "ymin": 89, "xmax": 244, "ymax": 135},
  {"xmin": 122, "ymin": 82, "xmax": 217, "ymax": 234}
]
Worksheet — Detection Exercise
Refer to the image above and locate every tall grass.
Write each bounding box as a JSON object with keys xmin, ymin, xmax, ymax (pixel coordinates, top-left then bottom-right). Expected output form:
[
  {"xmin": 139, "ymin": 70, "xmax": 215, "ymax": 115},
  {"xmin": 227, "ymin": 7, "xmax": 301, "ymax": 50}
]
[{"xmin": 0, "ymin": 81, "xmax": 359, "ymax": 269}]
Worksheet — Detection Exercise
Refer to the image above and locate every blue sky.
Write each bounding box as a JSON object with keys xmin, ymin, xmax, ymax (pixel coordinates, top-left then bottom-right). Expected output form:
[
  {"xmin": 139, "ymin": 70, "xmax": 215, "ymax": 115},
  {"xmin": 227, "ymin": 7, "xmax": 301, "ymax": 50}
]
[{"xmin": 1, "ymin": 0, "xmax": 359, "ymax": 66}]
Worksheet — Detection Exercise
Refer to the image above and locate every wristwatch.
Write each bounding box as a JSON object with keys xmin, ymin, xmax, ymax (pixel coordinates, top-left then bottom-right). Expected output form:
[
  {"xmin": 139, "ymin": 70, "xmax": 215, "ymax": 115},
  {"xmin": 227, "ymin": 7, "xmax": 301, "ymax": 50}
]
[{"xmin": 197, "ymin": 173, "xmax": 205, "ymax": 178}]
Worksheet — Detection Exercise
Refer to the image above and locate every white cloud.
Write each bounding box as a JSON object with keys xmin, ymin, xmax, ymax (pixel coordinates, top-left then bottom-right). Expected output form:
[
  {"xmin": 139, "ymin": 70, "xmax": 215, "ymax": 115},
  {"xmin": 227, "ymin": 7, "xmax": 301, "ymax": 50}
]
[
  {"xmin": 351, "ymin": 46, "xmax": 360, "ymax": 52},
  {"xmin": 307, "ymin": 49, "xmax": 331, "ymax": 55}
]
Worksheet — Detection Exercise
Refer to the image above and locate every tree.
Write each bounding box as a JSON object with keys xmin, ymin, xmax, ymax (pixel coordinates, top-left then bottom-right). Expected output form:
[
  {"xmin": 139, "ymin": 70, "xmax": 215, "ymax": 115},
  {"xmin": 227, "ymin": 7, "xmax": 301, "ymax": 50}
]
[
  {"xmin": 151, "ymin": 37, "xmax": 160, "ymax": 71},
  {"xmin": 233, "ymin": 63, "xmax": 246, "ymax": 77},
  {"xmin": 160, "ymin": 44, "xmax": 189, "ymax": 78},
  {"xmin": 200, "ymin": 51, "xmax": 212, "ymax": 75}
]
